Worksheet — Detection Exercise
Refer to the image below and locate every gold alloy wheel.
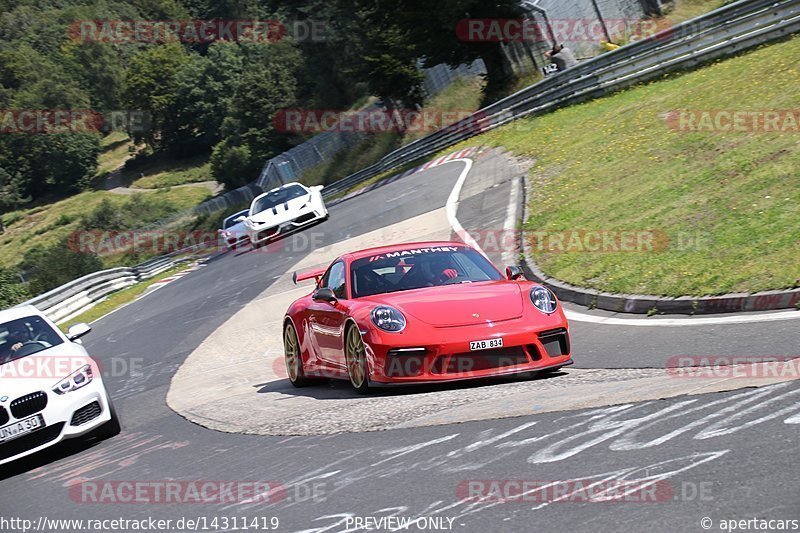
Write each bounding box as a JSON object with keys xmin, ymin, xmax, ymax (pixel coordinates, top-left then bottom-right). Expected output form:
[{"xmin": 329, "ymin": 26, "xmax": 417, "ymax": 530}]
[
  {"xmin": 284, "ymin": 323, "xmax": 301, "ymax": 382},
  {"xmin": 345, "ymin": 326, "xmax": 368, "ymax": 390}
]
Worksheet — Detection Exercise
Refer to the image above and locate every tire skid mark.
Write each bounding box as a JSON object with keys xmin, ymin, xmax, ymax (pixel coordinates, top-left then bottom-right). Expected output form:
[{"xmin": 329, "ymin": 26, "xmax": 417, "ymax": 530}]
[{"xmin": 26, "ymin": 432, "xmax": 189, "ymax": 486}]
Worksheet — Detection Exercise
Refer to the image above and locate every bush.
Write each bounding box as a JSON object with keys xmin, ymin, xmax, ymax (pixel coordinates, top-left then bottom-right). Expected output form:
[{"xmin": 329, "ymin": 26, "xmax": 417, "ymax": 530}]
[
  {"xmin": 210, "ymin": 141, "xmax": 253, "ymax": 190},
  {"xmin": 0, "ymin": 268, "xmax": 30, "ymax": 310},
  {"xmin": 22, "ymin": 239, "xmax": 103, "ymax": 296},
  {"xmin": 81, "ymin": 199, "xmax": 127, "ymax": 231},
  {"xmin": 81, "ymin": 195, "xmax": 178, "ymax": 232}
]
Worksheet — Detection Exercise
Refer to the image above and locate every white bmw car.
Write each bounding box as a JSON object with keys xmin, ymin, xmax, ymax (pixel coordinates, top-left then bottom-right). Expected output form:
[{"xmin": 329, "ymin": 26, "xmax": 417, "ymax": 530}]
[
  {"xmin": 0, "ymin": 306, "xmax": 120, "ymax": 466},
  {"xmin": 245, "ymin": 182, "xmax": 328, "ymax": 247}
]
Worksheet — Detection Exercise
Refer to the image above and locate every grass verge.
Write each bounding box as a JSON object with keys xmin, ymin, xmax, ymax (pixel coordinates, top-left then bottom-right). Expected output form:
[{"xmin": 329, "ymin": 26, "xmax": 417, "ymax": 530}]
[
  {"xmin": 662, "ymin": 0, "xmax": 735, "ymax": 26},
  {"xmin": 0, "ymin": 187, "xmax": 212, "ymax": 269},
  {"xmin": 130, "ymin": 159, "xmax": 214, "ymax": 189},
  {"xmin": 447, "ymin": 35, "xmax": 800, "ymax": 297},
  {"xmin": 96, "ymin": 131, "xmax": 134, "ymax": 177}
]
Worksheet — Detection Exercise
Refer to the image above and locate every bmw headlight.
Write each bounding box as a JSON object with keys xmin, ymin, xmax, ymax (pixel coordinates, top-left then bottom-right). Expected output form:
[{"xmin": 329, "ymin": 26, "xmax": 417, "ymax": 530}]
[
  {"xmin": 530, "ymin": 286, "xmax": 557, "ymax": 314},
  {"xmin": 52, "ymin": 364, "xmax": 93, "ymax": 395},
  {"xmin": 371, "ymin": 306, "xmax": 407, "ymax": 332}
]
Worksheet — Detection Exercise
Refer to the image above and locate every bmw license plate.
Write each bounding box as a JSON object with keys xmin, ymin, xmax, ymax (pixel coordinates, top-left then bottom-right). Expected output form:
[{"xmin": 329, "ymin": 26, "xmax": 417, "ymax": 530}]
[
  {"xmin": 0, "ymin": 414, "xmax": 45, "ymax": 443},
  {"xmin": 470, "ymin": 338, "xmax": 503, "ymax": 351}
]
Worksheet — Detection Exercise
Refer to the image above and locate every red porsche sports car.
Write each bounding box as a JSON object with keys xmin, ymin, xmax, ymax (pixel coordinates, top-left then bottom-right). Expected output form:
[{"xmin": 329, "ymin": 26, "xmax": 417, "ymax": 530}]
[{"xmin": 283, "ymin": 242, "xmax": 572, "ymax": 393}]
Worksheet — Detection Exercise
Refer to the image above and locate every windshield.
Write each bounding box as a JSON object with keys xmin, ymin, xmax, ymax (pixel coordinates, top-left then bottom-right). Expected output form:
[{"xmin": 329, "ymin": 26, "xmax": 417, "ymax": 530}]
[
  {"xmin": 0, "ymin": 315, "xmax": 64, "ymax": 365},
  {"xmin": 223, "ymin": 210, "xmax": 249, "ymax": 229},
  {"xmin": 350, "ymin": 246, "xmax": 503, "ymax": 298},
  {"xmin": 252, "ymin": 185, "xmax": 308, "ymax": 215}
]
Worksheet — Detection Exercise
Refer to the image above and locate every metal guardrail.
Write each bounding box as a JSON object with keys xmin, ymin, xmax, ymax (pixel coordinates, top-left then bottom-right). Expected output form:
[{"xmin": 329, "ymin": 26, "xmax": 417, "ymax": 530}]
[
  {"xmin": 21, "ymin": 244, "xmax": 211, "ymax": 325},
  {"xmin": 320, "ymin": 0, "xmax": 800, "ymax": 199}
]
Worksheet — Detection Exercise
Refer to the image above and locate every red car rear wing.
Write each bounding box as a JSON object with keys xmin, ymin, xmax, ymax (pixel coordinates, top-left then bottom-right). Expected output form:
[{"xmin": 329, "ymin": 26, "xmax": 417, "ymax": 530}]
[{"xmin": 293, "ymin": 267, "xmax": 326, "ymax": 285}]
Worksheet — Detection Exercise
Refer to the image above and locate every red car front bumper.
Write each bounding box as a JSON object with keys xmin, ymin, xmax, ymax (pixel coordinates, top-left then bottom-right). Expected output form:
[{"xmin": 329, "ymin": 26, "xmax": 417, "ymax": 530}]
[{"xmin": 362, "ymin": 314, "xmax": 572, "ymax": 384}]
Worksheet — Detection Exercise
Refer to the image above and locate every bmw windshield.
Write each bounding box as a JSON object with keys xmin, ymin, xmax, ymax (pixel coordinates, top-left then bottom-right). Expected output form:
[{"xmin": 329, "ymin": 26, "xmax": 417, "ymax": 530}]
[
  {"xmin": 350, "ymin": 246, "xmax": 504, "ymax": 298},
  {"xmin": 0, "ymin": 315, "xmax": 64, "ymax": 365}
]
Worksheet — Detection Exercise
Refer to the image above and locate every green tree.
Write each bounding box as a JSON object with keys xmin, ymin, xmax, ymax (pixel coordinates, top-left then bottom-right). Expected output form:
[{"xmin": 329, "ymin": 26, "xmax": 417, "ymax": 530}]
[
  {"xmin": 0, "ymin": 133, "xmax": 99, "ymax": 200},
  {"xmin": 210, "ymin": 139, "xmax": 252, "ymax": 189},
  {"xmin": 208, "ymin": 42, "xmax": 301, "ymax": 187},
  {"xmin": 124, "ymin": 43, "xmax": 191, "ymax": 149},
  {"xmin": 173, "ymin": 43, "xmax": 245, "ymax": 153},
  {"xmin": 81, "ymin": 199, "xmax": 127, "ymax": 231},
  {"xmin": 0, "ymin": 166, "xmax": 30, "ymax": 213},
  {"xmin": 62, "ymin": 41, "xmax": 126, "ymax": 110},
  {"xmin": 234, "ymin": 43, "xmax": 300, "ymax": 157},
  {"xmin": 338, "ymin": 3, "xmax": 425, "ymax": 107},
  {"xmin": 335, "ymin": 0, "xmax": 523, "ymax": 104}
]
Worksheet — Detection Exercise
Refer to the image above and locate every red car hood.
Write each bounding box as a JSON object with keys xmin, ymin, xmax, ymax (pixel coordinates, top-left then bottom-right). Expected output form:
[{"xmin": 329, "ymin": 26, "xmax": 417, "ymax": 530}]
[{"xmin": 370, "ymin": 282, "xmax": 524, "ymax": 327}]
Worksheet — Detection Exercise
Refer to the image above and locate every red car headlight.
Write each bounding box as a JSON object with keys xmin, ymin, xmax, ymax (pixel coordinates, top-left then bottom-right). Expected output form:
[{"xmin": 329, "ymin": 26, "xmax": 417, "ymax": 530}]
[
  {"xmin": 371, "ymin": 306, "xmax": 407, "ymax": 332},
  {"xmin": 530, "ymin": 286, "xmax": 558, "ymax": 315}
]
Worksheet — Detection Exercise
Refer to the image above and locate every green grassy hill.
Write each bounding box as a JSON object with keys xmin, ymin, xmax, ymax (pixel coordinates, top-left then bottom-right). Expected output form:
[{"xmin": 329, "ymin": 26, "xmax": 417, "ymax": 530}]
[{"xmin": 453, "ymin": 35, "xmax": 800, "ymax": 297}]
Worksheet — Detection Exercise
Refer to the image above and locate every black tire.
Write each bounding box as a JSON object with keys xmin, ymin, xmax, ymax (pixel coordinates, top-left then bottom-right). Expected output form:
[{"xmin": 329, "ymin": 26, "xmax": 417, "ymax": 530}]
[
  {"xmin": 345, "ymin": 324, "xmax": 371, "ymax": 395},
  {"xmin": 92, "ymin": 396, "xmax": 121, "ymax": 440},
  {"xmin": 284, "ymin": 322, "xmax": 313, "ymax": 387}
]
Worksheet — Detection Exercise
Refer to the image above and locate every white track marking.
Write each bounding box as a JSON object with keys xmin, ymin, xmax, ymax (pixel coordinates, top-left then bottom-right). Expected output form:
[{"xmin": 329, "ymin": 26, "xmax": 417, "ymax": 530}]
[
  {"xmin": 445, "ymin": 158, "xmax": 486, "ymax": 257},
  {"xmin": 501, "ymin": 177, "xmax": 521, "ymax": 267},
  {"xmin": 441, "ymin": 159, "xmax": 800, "ymax": 326},
  {"xmin": 564, "ymin": 308, "xmax": 800, "ymax": 326},
  {"xmin": 371, "ymin": 434, "xmax": 461, "ymax": 467}
]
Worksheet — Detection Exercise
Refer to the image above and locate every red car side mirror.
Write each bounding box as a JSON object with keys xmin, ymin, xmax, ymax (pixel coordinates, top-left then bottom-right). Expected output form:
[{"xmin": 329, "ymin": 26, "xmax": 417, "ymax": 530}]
[{"xmin": 506, "ymin": 266, "xmax": 525, "ymax": 281}]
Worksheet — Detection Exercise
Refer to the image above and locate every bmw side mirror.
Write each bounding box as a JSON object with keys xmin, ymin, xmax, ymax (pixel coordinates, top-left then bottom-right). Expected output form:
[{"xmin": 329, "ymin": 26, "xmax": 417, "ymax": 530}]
[
  {"xmin": 506, "ymin": 266, "xmax": 525, "ymax": 281},
  {"xmin": 235, "ymin": 216, "xmax": 247, "ymax": 222},
  {"xmin": 313, "ymin": 287, "xmax": 337, "ymax": 303},
  {"xmin": 67, "ymin": 323, "xmax": 91, "ymax": 341}
]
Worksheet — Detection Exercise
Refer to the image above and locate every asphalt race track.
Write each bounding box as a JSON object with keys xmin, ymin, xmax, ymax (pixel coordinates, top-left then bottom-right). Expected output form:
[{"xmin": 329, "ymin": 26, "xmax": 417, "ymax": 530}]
[{"xmin": 1, "ymin": 155, "xmax": 798, "ymax": 532}]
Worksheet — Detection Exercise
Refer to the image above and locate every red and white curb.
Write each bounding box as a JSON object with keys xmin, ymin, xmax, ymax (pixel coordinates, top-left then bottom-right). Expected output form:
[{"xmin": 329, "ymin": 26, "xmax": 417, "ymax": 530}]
[
  {"xmin": 138, "ymin": 263, "xmax": 206, "ymax": 299},
  {"xmin": 333, "ymin": 147, "xmax": 480, "ymax": 204}
]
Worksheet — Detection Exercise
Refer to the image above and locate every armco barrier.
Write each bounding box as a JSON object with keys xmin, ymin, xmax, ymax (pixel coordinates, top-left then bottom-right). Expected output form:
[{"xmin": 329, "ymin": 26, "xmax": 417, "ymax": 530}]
[
  {"xmin": 20, "ymin": 244, "xmax": 211, "ymax": 325},
  {"xmin": 320, "ymin": 0, "xmax": 800, "ymax": 199}
]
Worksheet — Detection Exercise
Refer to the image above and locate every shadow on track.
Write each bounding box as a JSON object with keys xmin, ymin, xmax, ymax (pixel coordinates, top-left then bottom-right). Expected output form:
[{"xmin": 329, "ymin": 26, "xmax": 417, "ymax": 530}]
[
  {"xmin": 0, "ymin": 436, "xmax": 107, "ymax": 481},
  {"xmin": 254, "ymin": 370, "xmax": 569, "ymax": 400}
]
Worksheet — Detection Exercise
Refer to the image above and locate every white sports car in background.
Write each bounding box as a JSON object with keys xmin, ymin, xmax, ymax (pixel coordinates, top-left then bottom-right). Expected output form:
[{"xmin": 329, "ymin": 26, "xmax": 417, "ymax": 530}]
[
  {"xmin": 218, "ymin": 209, "xmax": 250, "ymax": 251},
  {"xmin": 245, "ymin": 182, "xmax": 329, "ymax": 247},
  {"xmin": 0, "ymin": 306, "xmax": 120, "ymax": 466}
]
